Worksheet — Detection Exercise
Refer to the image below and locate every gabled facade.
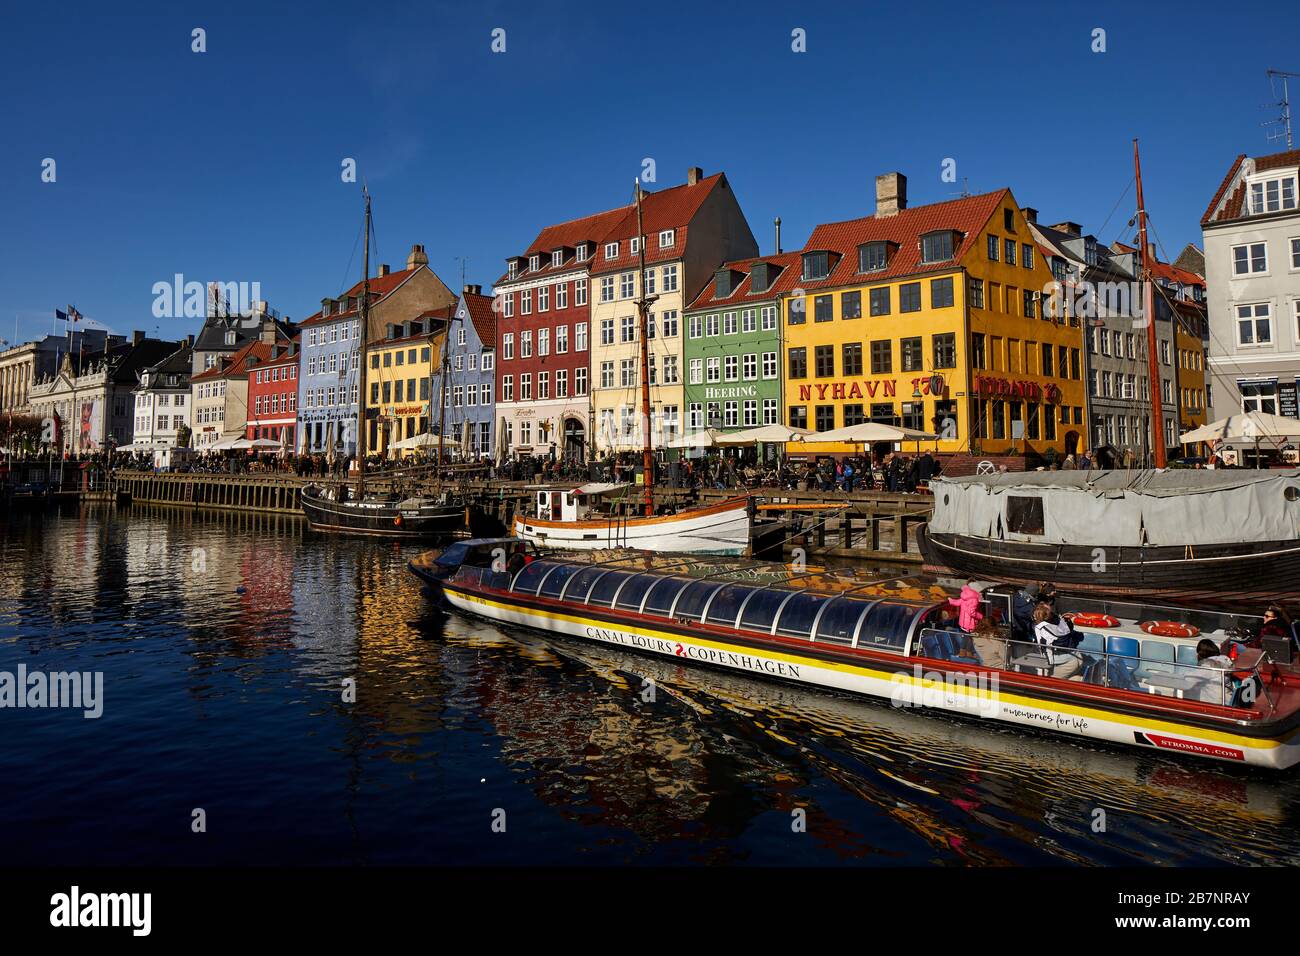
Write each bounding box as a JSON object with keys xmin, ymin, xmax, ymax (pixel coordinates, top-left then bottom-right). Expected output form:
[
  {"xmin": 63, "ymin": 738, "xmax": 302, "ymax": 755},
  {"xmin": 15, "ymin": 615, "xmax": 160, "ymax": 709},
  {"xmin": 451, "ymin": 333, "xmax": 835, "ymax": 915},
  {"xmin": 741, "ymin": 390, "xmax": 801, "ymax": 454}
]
[
  {"xmin": 300, "ymin": 243, "xmax": 456, "ymax": 458},
  {"xmin": 365, "ymin": 313, "xmax": 447, "ymax": 457},
  {"xmin": 494, "ymin": 205, "xmax": 626, "ymax": 461},
  {"xmin": 683, "ymin": 252, "xmax": 796, "ymax": 453},
  {"xmin": 132, "ymin": 343, "xmax": 195, "ymax": 448},
  {"xmin": 1200, "ymin": 149, "xmax": 1300, "ymax": 422},
  {"xmin": 246, "ymin": 337, "xmax": 299, "ymax": 447},
  {"xmin": 775, "ymin": 174, "xmax": 1086, "ymax": 458},
  {"xmin": 443, "ymin": 286, "xmax": 497, "ymax": 460},
  {"xmin": 588, "ymin": 167, "xmax": 758, "ymax": 454}
]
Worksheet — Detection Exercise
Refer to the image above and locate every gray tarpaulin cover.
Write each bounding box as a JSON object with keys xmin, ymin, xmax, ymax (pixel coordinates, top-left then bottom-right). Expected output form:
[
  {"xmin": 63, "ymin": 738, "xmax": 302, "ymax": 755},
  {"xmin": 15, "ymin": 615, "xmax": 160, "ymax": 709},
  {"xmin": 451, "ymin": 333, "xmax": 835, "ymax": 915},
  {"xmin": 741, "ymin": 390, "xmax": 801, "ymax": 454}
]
[{"xmin": 928, "ymin": 469, "xmax": 1300, "ymax": 546}]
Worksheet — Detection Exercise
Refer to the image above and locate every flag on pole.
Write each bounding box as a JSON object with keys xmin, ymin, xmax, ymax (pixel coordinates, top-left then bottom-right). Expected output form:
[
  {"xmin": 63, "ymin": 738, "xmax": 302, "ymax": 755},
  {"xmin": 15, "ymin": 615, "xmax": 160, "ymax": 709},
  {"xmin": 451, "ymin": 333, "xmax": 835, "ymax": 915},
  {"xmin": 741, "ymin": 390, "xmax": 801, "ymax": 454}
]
[
  {"xmin": 68, "ymin": 306, "xmax": 81, "ymax": 323},
  {"xmin": 55, "ymin": 309, "xmax": 68, "ymax": 322}
]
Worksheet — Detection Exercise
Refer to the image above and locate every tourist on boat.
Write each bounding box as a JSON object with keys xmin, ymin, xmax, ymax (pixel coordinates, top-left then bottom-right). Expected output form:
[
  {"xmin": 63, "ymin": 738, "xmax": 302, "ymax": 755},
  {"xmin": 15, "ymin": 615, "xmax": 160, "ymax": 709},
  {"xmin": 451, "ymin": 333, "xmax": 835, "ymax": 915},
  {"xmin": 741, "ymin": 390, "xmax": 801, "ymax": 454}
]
[
  {"xmin": 1032, "ymin": 604, "xmax": 1082, "ymax": 679},
  {"xmin": 505, "ymin": 543, "xmax": 532, "ymax": 575},
  {"xmin": 1191, "ymin": 638, "xmax": 1236, "ymax": 705},
  {"xmin": 971, "ymin": 618, "xmax": 1007, "ymax": 669},
  {"xmin": 1258, "ymin": 605, "xmax": 1297, "ymax": 649},
  {"xmin": 948, "ymin": 579, "xmax": 984, "ymax": 632},
  {"xmin": 1012, "ymin": 583, "xmax": 1041, "ymax": 641}
]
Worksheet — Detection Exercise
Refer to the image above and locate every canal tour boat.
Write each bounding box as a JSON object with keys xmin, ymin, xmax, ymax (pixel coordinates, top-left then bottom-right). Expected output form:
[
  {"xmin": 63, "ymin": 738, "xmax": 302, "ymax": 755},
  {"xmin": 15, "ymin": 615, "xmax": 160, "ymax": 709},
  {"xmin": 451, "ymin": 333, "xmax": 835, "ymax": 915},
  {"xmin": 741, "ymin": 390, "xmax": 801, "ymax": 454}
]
[
  {"xmin": 409, "ymin": 539, "xmax": 1300, "ymax": 770},
  {"xmin": 513, "ymin": 484, "xmax": 751, "ymax": 554}
]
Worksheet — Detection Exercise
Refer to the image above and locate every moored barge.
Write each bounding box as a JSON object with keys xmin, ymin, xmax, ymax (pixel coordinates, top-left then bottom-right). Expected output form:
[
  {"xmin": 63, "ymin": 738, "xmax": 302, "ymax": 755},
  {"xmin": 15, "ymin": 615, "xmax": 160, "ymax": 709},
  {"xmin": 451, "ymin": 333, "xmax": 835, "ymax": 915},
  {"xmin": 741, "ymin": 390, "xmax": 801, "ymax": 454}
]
[{"xmin": 410, "ymin": 539, "xmax": 1300, "ymax": 769}]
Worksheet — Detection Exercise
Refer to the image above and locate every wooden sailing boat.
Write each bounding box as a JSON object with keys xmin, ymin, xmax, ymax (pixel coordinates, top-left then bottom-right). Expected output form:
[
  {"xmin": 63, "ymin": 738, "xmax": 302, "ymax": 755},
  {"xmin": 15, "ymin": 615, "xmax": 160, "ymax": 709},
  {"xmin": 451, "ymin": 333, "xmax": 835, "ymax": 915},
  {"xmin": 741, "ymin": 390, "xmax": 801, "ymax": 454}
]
[
  {"xmin": 301, "ymin": 189, "xmax": 465, "ymax": 539},
  {"xmin": 917, "ymin": 142, "xmax": 1300, "ymax": 604},
  {"xmin": 513, "ymin": 179, "xmax": 751, "ymax": 555}
]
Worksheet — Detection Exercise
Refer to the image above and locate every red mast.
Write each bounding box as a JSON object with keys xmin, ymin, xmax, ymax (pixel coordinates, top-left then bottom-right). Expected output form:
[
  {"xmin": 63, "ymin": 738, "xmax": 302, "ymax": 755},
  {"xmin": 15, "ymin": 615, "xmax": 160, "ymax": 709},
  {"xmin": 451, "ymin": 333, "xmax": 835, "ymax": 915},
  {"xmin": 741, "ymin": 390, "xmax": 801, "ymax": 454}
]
[{"xmin": 1134, "ymin": 139, "xmax": 1166, "ymax": 468}]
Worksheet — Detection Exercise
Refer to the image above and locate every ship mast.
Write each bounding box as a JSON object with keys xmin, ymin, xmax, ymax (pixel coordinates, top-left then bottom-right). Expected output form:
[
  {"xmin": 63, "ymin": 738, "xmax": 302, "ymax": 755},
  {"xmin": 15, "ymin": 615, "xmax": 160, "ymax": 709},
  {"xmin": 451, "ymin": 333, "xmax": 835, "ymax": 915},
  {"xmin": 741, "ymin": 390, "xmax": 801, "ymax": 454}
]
[
  {"xmin": 634, "ymin": 180, "xmax": 656, "ymax": 517},
  {"xmin": 357, "ymin": 188, "xmax": 372, "ymax": 495},
  {"xmin": 1133, "ymin": 139, "xmax": 1166, "ymax": 469}
]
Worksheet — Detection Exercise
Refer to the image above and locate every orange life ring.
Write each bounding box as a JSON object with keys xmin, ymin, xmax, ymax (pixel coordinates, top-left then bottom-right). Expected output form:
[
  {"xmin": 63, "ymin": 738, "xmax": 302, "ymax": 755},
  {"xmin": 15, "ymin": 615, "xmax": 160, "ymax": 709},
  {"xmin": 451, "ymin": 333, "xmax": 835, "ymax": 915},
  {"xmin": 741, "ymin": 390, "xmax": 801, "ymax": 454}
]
[
  {"xmin": 1066, "ymin": 612, "xmax": 1120, "ymax": 629},
  {"xmin": 1140, "ymin": 620, "xmax": 1199, "ymax": 639},
  {"xmin": 394, "ymin": 514, "xmax": 403, "ymax": 527}
]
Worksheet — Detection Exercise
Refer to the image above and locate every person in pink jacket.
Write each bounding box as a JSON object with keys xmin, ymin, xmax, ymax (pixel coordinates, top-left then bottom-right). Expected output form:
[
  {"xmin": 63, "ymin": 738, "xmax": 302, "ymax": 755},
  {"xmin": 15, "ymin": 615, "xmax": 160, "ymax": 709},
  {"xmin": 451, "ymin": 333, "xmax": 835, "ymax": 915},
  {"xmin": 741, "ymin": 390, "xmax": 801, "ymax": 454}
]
[{"xmin": 948, "ymin": 579, "xmax": 984, "ymax": 632}]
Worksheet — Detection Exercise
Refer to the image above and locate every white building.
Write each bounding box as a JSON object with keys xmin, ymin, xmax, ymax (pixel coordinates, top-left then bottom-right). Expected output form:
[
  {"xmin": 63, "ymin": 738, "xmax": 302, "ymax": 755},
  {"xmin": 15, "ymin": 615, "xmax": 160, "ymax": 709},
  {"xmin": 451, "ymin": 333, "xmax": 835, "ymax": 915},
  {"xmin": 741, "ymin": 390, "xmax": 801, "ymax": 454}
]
[
  {"xmin": 131, "ymin": 345, "xmax": 194, "ymax": 448},
  {"xmin": 1201, "ymin": 148, "xmax": 1300, "ymax": 419}
]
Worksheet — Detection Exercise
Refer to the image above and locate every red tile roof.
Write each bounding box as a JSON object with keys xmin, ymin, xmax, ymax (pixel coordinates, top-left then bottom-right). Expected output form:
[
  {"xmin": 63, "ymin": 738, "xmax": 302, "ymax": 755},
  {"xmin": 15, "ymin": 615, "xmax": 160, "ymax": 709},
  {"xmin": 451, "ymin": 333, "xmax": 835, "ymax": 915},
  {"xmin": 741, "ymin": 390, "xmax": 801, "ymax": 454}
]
[
  {"xmin": 495, "ymin": 206, "xmax": 631, "ymax": 286},
  {"xmin": 686, "ymin": 251, "xmax": 802, "ymax": 310},
  {"xmin": 1112, "ymin": 243, "xmax": 1205, "ymax": 286},
  {"xmin": 460, "ymin": 291, "xmax": 497, "ymax": 347},
  {"xmin": 1202, "ymin": 150, "xmax": 1300, "ymax": 225},
  {"xmin": 768, "ymin": 189, "xmax": 1010, "ymax": 296},
  {"xmin": 588, "ymin": 174, "xmax": 727, "ymax": 276},
  {"xmin": 299, "ymin": 267, "xmax": 420, "ymax": 326}
]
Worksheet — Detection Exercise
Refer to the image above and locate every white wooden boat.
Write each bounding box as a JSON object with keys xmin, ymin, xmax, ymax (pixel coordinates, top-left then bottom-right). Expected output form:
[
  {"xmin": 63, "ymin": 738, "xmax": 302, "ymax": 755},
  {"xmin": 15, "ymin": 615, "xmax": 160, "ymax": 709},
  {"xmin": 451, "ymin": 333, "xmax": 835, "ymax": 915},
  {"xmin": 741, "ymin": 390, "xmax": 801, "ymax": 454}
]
[{"xmin": 513, "ymin": 484, "xmax": 751, "ymax": 555}]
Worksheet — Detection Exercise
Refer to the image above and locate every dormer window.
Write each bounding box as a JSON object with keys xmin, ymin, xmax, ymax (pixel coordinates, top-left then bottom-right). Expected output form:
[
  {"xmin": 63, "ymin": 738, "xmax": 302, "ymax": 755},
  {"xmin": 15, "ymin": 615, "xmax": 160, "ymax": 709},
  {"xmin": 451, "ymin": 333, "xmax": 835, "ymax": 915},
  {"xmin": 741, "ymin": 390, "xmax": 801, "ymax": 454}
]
[
  {"xmin": 529, "ymin": 254, "xmax": 540, "ymax": 272},
  {"xmin": 605, "ymin": 241, "xmax": 619, "ymax": 260},
  {"xmin": 576, "ymin": 243, "xmax": 588, "ymax": 261},
  {"xmin": 225, "ymin": 331, "xmax": 237, "ymax": 345},
  {"xmin": 507, "ymin": 260, "xmax": 519, "ymax": 278},
  {"xmin": 801, "ymin": 251, "xmax": 831, "ymax": 282},
  {"xmin": 630, "ymin": 237, "xmax": 641, "ymax": 255},
  {"xmin": 920, "ymin": 230, "xmax": 958, "ymax": 264},
  {"xmin": 551, "ymin": 250, "xmax": 563, "ymax": 267},
  {"xmin": 1249, "ymin": 171, "xmax": 1298, "ymax": 215},
  {"xmin": 1084, "ymin": 238, "xmax": 1099, "ymax": 267},
  {"xmin": 659, "ymin": 229, "xmax": 674, "ymax": 248},
  {"xmin": 858, "ymin": 241, "xmax": 889, "ymax": 272}
]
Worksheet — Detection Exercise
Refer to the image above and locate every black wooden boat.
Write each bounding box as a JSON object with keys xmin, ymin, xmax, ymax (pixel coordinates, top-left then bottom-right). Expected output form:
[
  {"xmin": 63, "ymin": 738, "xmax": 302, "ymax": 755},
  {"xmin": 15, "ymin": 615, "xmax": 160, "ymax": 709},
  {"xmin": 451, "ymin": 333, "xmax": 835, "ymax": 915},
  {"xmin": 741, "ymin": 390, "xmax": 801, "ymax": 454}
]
[
  {"xmin": 919, "ymin": 469, "xmax": 1300, "ymax": 607},
  {"xmin": 301, "ymin": 484, "xmax": 465, "ymax": 539}
]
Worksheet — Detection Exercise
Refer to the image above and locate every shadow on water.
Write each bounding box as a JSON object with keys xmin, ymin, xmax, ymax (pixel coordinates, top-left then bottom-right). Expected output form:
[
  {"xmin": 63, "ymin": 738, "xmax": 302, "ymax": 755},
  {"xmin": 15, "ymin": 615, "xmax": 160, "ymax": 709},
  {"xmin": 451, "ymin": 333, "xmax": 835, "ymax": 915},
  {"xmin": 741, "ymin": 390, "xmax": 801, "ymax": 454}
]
[{"xmin": 1, "ymin": 502, "xmax": 1298, "ymax": 865}]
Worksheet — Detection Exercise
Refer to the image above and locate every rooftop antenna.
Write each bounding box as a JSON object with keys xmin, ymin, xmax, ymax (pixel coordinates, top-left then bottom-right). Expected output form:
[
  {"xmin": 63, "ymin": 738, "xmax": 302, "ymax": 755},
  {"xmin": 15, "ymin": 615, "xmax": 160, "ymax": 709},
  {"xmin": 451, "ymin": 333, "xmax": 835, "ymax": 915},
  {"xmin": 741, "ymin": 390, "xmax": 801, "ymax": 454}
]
[
  {"xmin": 1264, "ymin": 69, "xmax": 1299, "ymax": 149},
  {"xmin": 950, "ymin": 176, "xmax": 972, "ymax": 199},
  {"xmin": 455, "ymin": 256, "xmax": 468, "ymax": 290}
]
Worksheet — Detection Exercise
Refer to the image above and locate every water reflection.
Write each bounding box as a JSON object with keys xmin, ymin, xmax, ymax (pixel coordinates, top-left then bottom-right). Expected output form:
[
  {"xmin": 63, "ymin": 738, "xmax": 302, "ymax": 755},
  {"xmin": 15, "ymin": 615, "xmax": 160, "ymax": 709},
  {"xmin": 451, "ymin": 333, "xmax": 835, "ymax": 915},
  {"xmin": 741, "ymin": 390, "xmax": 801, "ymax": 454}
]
[{"xmin": 0, "ymin": 503, "xmax": 1297, "ymax": 866}]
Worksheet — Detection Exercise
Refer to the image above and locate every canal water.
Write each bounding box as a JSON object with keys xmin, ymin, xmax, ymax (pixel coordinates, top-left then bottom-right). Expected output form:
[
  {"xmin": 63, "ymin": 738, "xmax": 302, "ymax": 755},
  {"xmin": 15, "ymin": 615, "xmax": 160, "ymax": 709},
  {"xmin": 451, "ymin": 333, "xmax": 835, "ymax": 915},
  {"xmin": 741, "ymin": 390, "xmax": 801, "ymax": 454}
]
[{"xmin": 2, "ymin": 504, "xmax": 1299, "ymax": 866}]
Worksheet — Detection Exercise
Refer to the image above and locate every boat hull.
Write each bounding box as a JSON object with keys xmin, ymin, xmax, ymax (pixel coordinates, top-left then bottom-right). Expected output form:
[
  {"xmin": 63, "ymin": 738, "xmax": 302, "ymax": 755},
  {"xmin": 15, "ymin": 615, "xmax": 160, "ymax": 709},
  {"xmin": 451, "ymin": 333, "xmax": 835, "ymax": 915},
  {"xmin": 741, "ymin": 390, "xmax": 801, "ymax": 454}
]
[
  {"xmin": 438, "ymin": 580, "xmax": 1300, "ymax": 770},
  {"xmin": 301, "ymin": 487, "xmax": 464, "ymax": 539},
  {"xmin": 513, "ymin": 497, "xmax": 750, "ymax": 555},
  {"xmin": 918, "ymin": 525, "xmax": 1300, "ymax": 607}
]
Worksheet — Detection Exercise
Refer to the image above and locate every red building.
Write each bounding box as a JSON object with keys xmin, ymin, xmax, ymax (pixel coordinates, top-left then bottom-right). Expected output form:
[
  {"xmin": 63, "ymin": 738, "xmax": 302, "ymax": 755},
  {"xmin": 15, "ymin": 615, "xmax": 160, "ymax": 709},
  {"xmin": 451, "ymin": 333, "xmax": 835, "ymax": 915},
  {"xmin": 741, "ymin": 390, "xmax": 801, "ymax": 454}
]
[
  {"xmin": 493, "ymin": 205, "xmax": 628, "ymax": 461},
  {"xmin": 245, "ymin": 336, "xmax": 299, "ymax": 447}
]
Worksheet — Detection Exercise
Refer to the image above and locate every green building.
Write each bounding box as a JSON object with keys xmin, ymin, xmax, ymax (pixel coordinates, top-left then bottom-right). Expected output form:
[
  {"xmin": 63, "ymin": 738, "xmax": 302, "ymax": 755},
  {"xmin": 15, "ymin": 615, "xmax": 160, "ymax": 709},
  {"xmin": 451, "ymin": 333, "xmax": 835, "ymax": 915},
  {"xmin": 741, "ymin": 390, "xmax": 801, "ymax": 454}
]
[{"xmin": 682, "ymin": 253, "xmax": 797, "ymax": 459}]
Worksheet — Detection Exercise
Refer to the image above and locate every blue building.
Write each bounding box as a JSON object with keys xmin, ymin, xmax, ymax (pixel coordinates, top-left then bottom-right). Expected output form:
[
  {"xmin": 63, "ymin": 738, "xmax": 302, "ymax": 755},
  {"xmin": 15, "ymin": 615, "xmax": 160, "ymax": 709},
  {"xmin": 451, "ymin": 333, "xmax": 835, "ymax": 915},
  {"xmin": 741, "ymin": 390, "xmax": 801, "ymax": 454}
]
[
  {"xmin": 438, "ymin": 285, "xmax": 497, "ymax": 460},
  {"xmin": 297, "ymin": 299, "xmax": 361, "ymax": 455}
]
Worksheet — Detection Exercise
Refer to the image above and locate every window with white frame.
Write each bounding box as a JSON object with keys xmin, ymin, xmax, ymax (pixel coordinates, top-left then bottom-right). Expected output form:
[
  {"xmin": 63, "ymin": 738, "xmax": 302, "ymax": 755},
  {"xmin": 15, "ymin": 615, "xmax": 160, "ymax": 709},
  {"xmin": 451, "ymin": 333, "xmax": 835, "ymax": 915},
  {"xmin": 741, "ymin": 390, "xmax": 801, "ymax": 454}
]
[
  {"xmin": 481, "ymin": 352, "xmax": 494, "ymax": 371},
  {"xmin": 503, "ymin": 293, "xmax": 514, "ymax": 318},
  {"xmin": 552, "ymin": 250, "xmax": 563, "ymax": 267},
  {"xmin": 600, "ymin": 318, "xmax": 614, "ymax": 345},
  {"xmin": 529, "ymin": 255, "xmax": 540, "ymax": 272},
  {"xmin": 659, "ymin": 229, "xmax": 674, "ymax": 248},
  {"xmin": 630, "ymin": 237, "xmax": 640, "ymax": 255},
  {"xmin": 538, "ymin": 286, "xmax": 549, "ymax": 312},
  {"xmin": 661, "ymin": 355, "xmax": 678, "ymax": 384},
  {"xmin": 576, "ymin": 278, "xmax": 587, "ymax": 306},
  {"xmin": 742, "ymin": 353, "xmax": 757, "ymax": 380},
  {"xmin": 600, "ymin": 276, "xmax": 614, "ymax": 303},
  {"xmin": 620, "ymin": 272, "xmax": 635, "ymax": 299},
  {"xmin": 742, "ymin": 309, "xmax": 756, "ymax": 333},
  {"xmin": 689, "ymin": 403, "xmax": 703, "ymax": 429},
  {"xmin": 620, "ymin": 359, "xmax": 635, "ymax": 387},
  {"xmin": 556, "ymin": 283, "xmax": 567, "ymax": 309},
  {"xmin": 575, "ymin": 322, "xmax": 587, "ymax": 351},
  {"xmin": 576, "ymin": 243, "xmax": 588, "ymax": 261},
  {"xmin": 689, "ymin": 358, "xmax": 703, "ymax": 384},
  {"xmin": 644, "ymin": 269, "xmax": 656, "ymax": 296},
  {"xmin": 1237, "ymin": 302, "xmax": 1272, "ymax": 346},
  {"xmin": 661, "ymin": 310, "xmax": 678, "ymax": 337},
  {"xmin": 520, "ymin": 373, "xmax": 532, "ymax": 401},
  {"xmin": 600, "ymin": 361, "xmax": 614, "ymax": 388},
  {"xmin": 605, "ymin": 241, "xmax": 619, "ymax": 260},
  {"xmin": 1291, "ymin": 237, "xmax": 1300, "ymax": 270},
  {"xmin": 521, "ymin": 289, "xmax": 532, "ymax": 315},
  {"xmin": 1249, "ymin": 172, "xmax": 1299, "ymax": 215},
  {"xmin": 762, "ymin": 351, "xmax": 777, "ymax": 379},
  {"xmin": 556, "ymin": 325, "xmax": 568, "ymax": 353},
  {"xmin": 556, "ymin": 369, "xmax": 568, "ymax": 397},
  {"xmin": 1233, "ymin": 242, "xmax": 1268, "ymax": 276},
  {"xmin": 575, "ymin": 367, "xmax": 587, "ymax": 395},
  {"xmin": 538, "ymin": 328, "xmax": 549, "ymax": 356},
  {"xmin": 763, "ymin": 398, "xmax": 778, "ymax": 424},
  {"xmin": 1242, "ymin": 380, "xmax": 1277, "ymax": 414},
  {"xmin": 621, "ymin": 316, "xmax": 635, "ymax": 342},
  {"xmin": 761, "ymin": 305, "xmax": 777, "ymax": 330},
  {"xmin": 1294, "ymin": 299, "xmax": 1300, "ymax": 342},
  {"xmin": 503, "ymin": 333, "xmax": 514, "ymax": 360},
  {"xmin": 662, "ymin": 264, "xmax": 678, "ymax": 292},
  {"xmin": 521, "ymin": 330, "xmax": 533, "ymax": 358},
  {"xmin": 706, "ymin": 357, "xmax": 720, "ymax": 383},
  {"xmin": 689, "ymin": 315, "xmax": 702, "ymax": 338},
  {"xmin": 723, "ymin": 312, "xmax": 737, "ymax": 335}
]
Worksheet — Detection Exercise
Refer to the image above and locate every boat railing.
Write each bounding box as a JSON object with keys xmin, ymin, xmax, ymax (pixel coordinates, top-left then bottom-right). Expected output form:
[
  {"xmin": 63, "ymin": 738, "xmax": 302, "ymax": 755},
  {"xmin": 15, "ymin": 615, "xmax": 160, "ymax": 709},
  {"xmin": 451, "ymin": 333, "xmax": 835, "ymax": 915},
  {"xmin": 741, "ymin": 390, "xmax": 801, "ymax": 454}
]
[{"xmin": 915, "ymin": 626, "xmax": 1276, "ymax": 713}]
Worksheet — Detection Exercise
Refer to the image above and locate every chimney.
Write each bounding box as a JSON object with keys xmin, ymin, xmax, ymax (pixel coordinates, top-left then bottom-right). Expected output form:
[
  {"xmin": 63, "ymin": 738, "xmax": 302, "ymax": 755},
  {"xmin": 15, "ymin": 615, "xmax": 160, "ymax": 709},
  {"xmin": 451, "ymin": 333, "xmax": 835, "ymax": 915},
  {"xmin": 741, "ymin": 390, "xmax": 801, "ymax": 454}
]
[
  {"xmin": 1022, "ymin": 207, "xmax": 1038, "ymax": 224},
  {"xmin": 1051, "ymin": 221, "xmax": 1082, "ymax": 237},
  {"xmin": 132, "ymin": 330, "xmax": 145, "ymax": 345},
  {"xmin": 1147, "ymin": 242, "xmax": 1158, "ymax": 263},
  {"xmin": 774, "ymin": 216, "xmax": 782, "ymax": 255},
  {"xmin": 259, "ymin": 319, "xmax": 277, "ymax": 345},
  {"xmin": 687, "ymin": 166, "xmax": 703, "ymax": 185},
  {"xmin": 407, "ymin": 244, "xmax": 429, "ymax": 270},
  {"xmin": 377, "ymin": 264, "xmax": 391, "ymax": 278},
  {"xmin": 185, "ymin": 334, "xmax": 195, "ymax": 348},
  {"xmin": 464, "ymin": 284, "xmax": 483, "ymax": 296},
  {"xmin": 875, "ymin": 172, "xmax": 907, "ymax": 217}
]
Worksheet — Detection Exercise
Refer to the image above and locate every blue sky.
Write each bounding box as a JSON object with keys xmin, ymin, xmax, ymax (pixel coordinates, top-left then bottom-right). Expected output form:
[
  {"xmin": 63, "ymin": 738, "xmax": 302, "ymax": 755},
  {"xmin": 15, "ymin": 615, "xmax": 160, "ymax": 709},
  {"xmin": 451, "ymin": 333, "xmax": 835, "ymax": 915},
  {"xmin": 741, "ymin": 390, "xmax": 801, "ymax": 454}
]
[{"xmin": 1, "ymin": 0, "xmax": 1295, "ymax": 344}]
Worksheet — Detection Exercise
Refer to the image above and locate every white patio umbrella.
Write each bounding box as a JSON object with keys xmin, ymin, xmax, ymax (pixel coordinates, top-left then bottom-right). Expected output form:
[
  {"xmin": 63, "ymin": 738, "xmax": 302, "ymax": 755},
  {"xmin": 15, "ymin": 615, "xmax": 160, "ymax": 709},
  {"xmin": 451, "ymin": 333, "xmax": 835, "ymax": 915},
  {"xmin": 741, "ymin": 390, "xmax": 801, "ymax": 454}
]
[
  {"xmin": 389, "ymin": 432, "xmax": 449, "ymax": 451},
  {"xmin": 667, "ymin": 427, "xmax": 724, "ymax": 449},
  {"xmin": 209, "ymin": 436, "xmax": 241, "ymax": 451},
  {"xmin": 715, "ymin": 424, "xmax": 814, "ymax": 445},
  {"xmin": 495, "ymin": 417, "xmax": 508, "ymax": 465},
  {"xmin": 1182, "ymin": 410, "xmax": 1300, "ymax": 468},
  {"xmin": 248, "ymin": 438, "xmax": 281, "ymax": 449},
  {"xmin": 811, "ymin": 421, "xmax": 939, "ymax": 443},
  {"xmin": 461, "ymin": 419, "xmax": 472, "ymax": 459}
]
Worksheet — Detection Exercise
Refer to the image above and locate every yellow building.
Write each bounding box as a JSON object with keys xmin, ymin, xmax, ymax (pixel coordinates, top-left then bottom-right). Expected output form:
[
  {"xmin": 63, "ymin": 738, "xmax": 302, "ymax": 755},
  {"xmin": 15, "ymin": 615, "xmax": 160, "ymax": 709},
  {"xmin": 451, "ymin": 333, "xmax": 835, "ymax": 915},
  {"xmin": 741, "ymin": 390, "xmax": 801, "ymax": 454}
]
[
  {"xmin": 364, "ymin": 310, "xmax": 451, "ymax": 457},
  {"xmin": 775, "ymin": 174, "xmax": 1087, "ymax": 459},
  {"xmin": 588, "ymin": 167, "xmax": 757, "ymax": 454}
]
